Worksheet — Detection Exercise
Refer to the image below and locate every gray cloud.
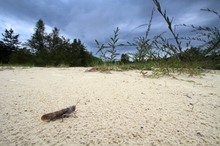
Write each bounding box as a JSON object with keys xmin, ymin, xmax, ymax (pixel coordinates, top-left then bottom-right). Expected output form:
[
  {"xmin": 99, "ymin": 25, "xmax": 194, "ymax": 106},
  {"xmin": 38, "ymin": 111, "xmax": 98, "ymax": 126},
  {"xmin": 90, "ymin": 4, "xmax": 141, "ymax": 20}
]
[{"xmin": 0, "ymin": 0, "xmax": 219, "ymax": 53}]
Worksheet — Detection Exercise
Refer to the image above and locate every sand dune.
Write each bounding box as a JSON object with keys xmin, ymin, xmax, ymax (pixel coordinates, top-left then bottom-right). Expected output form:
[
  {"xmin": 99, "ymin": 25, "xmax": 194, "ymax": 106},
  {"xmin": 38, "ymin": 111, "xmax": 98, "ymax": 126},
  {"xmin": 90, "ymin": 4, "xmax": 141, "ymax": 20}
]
[{"xmin": 0, "ymin": 67, "xmax": 219, "ymax": 145}]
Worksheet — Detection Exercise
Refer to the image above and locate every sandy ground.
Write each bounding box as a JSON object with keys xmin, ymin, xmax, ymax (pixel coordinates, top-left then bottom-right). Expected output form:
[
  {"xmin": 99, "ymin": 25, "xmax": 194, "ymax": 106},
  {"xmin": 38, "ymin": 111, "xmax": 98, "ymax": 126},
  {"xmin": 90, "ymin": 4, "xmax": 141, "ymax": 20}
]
[{"xmin": 0, "ymin": 67, "xmax": 220, "ymax": 146}]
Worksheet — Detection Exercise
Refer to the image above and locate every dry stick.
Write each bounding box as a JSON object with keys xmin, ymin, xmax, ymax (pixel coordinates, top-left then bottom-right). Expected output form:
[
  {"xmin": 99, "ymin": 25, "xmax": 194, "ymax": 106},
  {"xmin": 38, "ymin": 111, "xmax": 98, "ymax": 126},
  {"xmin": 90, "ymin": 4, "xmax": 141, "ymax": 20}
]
[{"xmin": 41, "ymin": 100, "xmax": 80, "ymax": 122}]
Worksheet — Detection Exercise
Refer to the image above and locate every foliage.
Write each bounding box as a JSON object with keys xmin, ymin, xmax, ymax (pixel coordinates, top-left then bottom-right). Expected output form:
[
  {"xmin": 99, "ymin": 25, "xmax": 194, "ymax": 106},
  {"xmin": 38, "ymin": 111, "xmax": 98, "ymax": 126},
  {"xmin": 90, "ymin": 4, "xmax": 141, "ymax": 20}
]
[
  {"xmin": 128, "ymin": 8, "xmax": 157, "ymax": 62},
  {"xmin": 9, "ymin": 48, "xmax": 34, "ymax": 65},
  {"xmin": 1, "ymin": 28, "xmax": 20, "ymax": 48},
  {"xmin": 25, "ymin": 19, "xmax": 48, "ymax": 66},
  {"xmin": 0, "ymin": 28, "xmax": 20, "ymax": 63},
  {"xmin": 120, "ymin": 54, "xmax": 130, "ymax": 64},
  {"xmin": 152, "ymin": 0, "xmax": 192, "ymax": 61},
  {"xmin": 93, "ymin": 0, "xmax": 219, "ymax": 76},
  {"xmin": 25, "ymin": 19, "xmax": 99, "ymax": 66},
  {"xmin": 1, "ymin": 1, "xmax": 220, "ymax": 75},
  {"xmin": 0, "ymin": 41, "xmax": 11, "ymax": 63},
  {"xmin": 139, "ymin": 0, "xmax": 219, "ymax": 75},
  {"xmin": 95, "ymin": 27, "xmax": 124, "ymax": 62},
  {"xmin": 1, "ymin": 19, "xmax": 99, "ymax": 67},
  {"xmin": 26, "ymin": 19, "xmax": 46, "ymax": 54},
  {"xmin": 179, "ymin": 8, "xmax": 220, "ymax": 57}
]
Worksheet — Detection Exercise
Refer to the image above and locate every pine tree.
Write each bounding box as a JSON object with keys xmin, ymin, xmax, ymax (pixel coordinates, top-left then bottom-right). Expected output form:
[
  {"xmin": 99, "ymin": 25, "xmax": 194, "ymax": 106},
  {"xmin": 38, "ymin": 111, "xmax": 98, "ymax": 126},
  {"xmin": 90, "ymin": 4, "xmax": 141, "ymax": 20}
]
[
  {"xmin": 26, "ymin": 19, "xmax": 48, "ymax": 66},
  {"xmin": 1, "ymin": 28, "xmax": 20, "ymax": 49},
  {"xmin": 46, "ymin": 27, "xmax": 62, "ymax": 50},
  {"xmin": 0, "ymin": 28, "xmax": 20, "ymax": 63},
  {"xmin": 27, "ymin": 19, "xmax": 46, "ymax": 54}
]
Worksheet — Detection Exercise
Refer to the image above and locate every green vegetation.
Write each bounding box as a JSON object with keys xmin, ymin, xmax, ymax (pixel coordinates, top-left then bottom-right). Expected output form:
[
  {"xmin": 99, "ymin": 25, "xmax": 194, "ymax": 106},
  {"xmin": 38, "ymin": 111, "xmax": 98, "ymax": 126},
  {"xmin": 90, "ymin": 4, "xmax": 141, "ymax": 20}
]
[
  {"xmin": 0, "ymin": 19, "xmax": 100, "ymax": 67},
  {"xmin": 1, "ymin": 0, "xmax": 219, "ymax": 77},
  {"xmin": 94, "ymin": 0, "xmax": 219, "ymax": 77},
  {"xmin": 95, "ymin": 27, "xmax": 124, "ymax": 62}
]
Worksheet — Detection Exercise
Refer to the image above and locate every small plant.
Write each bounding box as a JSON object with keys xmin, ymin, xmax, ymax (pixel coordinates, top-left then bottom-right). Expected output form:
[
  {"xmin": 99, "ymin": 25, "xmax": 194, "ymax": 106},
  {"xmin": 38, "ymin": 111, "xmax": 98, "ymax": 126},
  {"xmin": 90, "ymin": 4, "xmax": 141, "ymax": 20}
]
[
  {"xmin": 128, "ymin": 8, "xmax": 157, "ymax": 62},
  {"xmin": 179, "ymin": 8, "xmax": 220, "ymax": 56},
  {"xmin": 95, "ymin": 27, "xmax": 124, "ymax": 62},
  {"xmin": 153, "ymin": 0, "xmax": 192, "ymax": 61}
]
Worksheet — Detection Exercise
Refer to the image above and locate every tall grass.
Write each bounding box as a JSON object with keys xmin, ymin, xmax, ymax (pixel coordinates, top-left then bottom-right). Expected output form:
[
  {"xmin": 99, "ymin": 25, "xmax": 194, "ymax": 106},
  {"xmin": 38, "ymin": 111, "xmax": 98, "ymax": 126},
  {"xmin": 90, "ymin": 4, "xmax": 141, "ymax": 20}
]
[
  {"xmin": 179, "ymin": 8, "xmax": 220, "ymax": 56},
  {"xmin": 95, "ymin": 27, "xmax": 124, "ymax": 62},
  {"xmin": 94, "ymin": 0, "xmax": 219, "ymax": 77}
]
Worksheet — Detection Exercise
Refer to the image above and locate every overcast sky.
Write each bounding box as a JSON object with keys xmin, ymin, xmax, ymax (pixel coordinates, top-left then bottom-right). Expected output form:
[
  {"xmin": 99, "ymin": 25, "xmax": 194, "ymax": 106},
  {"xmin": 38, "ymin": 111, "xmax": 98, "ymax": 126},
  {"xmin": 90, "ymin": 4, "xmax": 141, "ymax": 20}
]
[{"xmin": 0, "ymin": 0, "xmax": 219, "ymax": 55}]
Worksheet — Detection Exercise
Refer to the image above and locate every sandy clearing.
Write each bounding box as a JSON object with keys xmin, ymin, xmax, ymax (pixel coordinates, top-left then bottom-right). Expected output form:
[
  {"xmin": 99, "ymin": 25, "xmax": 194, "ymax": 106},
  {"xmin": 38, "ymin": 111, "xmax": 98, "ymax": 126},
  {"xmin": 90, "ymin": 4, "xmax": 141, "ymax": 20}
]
[{"xmin": 0, "ymin": 67, "xmax": 220, "ymax": 145}]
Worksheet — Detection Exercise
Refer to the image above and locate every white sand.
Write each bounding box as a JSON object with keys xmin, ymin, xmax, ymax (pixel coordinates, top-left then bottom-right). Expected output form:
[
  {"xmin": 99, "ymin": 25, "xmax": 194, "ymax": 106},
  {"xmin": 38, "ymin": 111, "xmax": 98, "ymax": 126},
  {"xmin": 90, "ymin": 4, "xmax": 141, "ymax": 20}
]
[{"xmin": 0, "ymin": 67, "xmax": 220, "ymax": 145}]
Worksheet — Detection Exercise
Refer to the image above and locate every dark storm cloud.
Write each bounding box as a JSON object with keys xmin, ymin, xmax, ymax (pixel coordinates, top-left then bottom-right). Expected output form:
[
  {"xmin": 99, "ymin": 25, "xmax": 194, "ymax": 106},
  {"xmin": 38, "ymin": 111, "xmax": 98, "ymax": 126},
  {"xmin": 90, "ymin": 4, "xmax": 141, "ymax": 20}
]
[
  {"xmin": 0, "ymin": 0, "xmax": 219, "ymax": 53},
  {"xmin": 0, "ymin": 0, "xmax": 70, "ymax": 26}
]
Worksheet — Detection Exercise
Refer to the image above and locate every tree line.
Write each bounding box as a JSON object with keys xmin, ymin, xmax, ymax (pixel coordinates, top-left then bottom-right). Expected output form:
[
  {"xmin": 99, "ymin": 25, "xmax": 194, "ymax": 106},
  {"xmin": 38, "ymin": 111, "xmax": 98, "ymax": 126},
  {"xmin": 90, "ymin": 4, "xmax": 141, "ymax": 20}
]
[{"xmin": 0, "ymin": 19, "xmax": 101, "ymax": 66}]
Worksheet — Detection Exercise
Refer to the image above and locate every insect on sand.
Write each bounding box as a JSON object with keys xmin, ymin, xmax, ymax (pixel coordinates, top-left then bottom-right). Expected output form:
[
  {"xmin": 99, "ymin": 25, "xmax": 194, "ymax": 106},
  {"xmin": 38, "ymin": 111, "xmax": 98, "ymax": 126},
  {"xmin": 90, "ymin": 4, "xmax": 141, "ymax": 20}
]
[{"xmin": 41, "ymin": 100, "xmax": 80, "ymax": 122}]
